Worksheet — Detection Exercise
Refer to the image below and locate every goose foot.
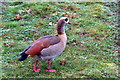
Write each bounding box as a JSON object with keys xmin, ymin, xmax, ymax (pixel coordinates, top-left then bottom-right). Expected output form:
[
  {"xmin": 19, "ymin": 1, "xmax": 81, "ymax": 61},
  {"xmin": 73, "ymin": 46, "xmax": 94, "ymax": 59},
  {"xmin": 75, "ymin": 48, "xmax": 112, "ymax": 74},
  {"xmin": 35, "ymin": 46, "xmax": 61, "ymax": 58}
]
[
  {"xmin": 46, "ymin": 61, "xmax": 56, "ymax": 72},
  {"xmin": 33, "ymin": 68, "xmax": 41, "ymax": 72},
  {"xmin": 33, "ymin": 60, "xmax": 40, "ymax": 72},
  {"xmin": 46, "ymin": 69, "xmax": 56, "ymax": 72}
]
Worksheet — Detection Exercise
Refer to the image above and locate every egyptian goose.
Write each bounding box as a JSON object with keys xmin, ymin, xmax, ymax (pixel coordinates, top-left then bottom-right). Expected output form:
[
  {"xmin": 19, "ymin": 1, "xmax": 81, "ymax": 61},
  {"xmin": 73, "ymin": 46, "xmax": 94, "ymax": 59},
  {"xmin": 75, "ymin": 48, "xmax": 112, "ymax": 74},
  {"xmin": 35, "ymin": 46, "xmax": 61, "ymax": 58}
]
[{"xmin": 18, "ymin": 17, "xmax": 70, "ymax": 72}]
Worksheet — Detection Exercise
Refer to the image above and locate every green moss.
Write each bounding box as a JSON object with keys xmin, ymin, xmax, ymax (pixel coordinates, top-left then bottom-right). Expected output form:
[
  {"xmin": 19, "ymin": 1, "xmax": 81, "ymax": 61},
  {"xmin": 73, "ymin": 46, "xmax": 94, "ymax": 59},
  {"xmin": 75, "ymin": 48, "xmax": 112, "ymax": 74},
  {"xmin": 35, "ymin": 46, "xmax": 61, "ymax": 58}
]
[{"xmin": 1, "ymin": 2, "xmax": 118, "ymax": 78}]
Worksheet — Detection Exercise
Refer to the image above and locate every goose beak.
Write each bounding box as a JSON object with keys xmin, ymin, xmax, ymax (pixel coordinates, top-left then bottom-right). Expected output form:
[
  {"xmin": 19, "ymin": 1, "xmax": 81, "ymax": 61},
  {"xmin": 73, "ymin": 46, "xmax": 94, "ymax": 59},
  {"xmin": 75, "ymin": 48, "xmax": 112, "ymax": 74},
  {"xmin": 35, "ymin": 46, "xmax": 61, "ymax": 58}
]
[{"xmin": 68, "ymin": 22, "xmax": 71, "ymax": 24}]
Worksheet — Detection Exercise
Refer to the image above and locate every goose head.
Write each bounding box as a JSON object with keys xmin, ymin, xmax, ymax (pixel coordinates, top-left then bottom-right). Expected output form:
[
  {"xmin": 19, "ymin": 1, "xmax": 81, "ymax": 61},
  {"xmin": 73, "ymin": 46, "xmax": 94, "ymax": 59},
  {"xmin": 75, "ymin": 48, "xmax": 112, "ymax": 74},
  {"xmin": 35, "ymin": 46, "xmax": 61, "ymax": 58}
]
[{"xmin": 57, "ymin": 17, "xmax": 70, "ymax": 34}]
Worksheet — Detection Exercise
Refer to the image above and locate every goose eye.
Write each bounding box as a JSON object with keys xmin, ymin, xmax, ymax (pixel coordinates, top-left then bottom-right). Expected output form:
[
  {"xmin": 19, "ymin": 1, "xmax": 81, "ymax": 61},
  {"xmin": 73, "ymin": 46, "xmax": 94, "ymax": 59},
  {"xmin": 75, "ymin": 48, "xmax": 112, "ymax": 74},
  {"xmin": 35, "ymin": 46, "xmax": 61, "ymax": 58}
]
[{"xmin": 65, "ymin": 18, "xmax": 68, "ymax": 22}]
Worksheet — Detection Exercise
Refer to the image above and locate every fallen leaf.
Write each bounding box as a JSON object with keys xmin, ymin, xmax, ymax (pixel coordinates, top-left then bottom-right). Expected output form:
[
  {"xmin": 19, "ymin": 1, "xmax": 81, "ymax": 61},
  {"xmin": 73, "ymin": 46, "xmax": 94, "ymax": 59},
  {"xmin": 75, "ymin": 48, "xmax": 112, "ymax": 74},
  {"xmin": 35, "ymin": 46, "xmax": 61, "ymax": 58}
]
[
  {"xmin": 114, "ymin": 35, "xmax": 117, "ymax": 40},
  {"xmin": 112, "ymin": 49, "xmax": 118, "ymax": 51},
  {"xmin": 80, "ymin": 44, "xmax": 86, "ymax": 48},
  {"xmin": 106, "ymin": 14, "xmax": 112, "ymax": 16},
  {"xmin": 71, "ymin": 42, "xmax": 77, "ymax": 46},
  {"xmin": 102, "ymin": 49, "xmax": 108, "ymax": 52},
  {"xmin": 82, "ymin": 57, "xmax": 88, "ymax": 59},
  {"xmin": 79, "ymin": 34, "xmax": 84, "ymax": 37},
  {"xmin": 79, "ymin": 32, "xmax": 89, "ymax": 37},
  {"xmin": 3, "ymin": 43, "xmax": 7, "ymax": 46},
  {"xmin": 62, "ymin": 7, "xmax": 68, "ymax": 10},
  {"xmin": 58, "ymin": 60, "xmax": 67, "ymax": 65},
  {"xmin": 16, "ymin": 15, "xmax": 20, "ymax": 20},
  {"xmin": 49, "ymin": 22, "xmax": 52, "ymax": 26},
  {"xmin": 93, "ymin": 37, "xmax": 102, "ymax": 41},
  {"xmin": 73, "ymin": 13, "xmax": 77, "ymax": 17},
  {"xmin": 80, "ymin": 41, "xmax": 86, "ymax": 44},
  {"xmin": 63, "ymin": 60, "xmax": 67, "ymax": 63}
]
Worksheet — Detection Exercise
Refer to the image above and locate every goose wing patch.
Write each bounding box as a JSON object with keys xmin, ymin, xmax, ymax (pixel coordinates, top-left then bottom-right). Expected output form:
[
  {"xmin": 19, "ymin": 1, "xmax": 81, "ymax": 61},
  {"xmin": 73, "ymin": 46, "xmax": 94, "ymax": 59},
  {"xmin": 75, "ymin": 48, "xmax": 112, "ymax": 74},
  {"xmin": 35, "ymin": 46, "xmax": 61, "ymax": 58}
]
[{"xmin": 25, "ymin": 35, "xmax": 61, "ymax": 55}]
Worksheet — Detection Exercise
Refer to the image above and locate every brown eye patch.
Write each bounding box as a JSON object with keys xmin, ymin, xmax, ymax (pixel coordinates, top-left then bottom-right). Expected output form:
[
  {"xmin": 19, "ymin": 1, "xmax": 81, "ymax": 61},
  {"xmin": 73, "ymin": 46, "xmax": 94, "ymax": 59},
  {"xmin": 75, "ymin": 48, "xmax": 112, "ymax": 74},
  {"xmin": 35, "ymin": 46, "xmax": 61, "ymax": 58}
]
[{"xmin": 65, "ymin": 18, "xmax": 68, "ymax": 22}]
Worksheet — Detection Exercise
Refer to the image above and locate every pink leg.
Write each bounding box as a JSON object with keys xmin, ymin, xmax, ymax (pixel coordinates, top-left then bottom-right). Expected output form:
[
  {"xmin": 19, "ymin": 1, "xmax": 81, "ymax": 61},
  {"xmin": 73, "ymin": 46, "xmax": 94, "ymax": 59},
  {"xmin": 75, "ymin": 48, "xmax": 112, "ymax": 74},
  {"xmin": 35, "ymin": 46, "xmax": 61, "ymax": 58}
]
[
  {"xmin": 46, "ymin": 61, "xmax": 56, "ymax": 72},
  {"xmin": 33, "ymin": 60, "xmax": 40, "ymax": 72}
]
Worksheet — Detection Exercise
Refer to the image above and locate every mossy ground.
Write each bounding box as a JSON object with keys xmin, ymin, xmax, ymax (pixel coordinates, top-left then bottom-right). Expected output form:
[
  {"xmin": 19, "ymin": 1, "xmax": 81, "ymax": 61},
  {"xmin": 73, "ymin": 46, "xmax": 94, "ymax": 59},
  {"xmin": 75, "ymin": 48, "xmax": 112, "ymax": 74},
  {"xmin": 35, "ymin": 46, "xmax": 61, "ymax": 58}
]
[{"xmin": 1, "ymin": 2, "xmax": 119, "ymax": 78}]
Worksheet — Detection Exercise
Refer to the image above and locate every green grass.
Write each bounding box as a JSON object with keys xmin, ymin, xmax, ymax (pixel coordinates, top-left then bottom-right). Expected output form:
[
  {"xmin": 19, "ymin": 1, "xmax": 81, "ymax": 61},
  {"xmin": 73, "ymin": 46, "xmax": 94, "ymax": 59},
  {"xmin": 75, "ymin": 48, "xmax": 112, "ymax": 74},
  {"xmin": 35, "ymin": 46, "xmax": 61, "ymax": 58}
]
[{"xmin": 1, "ymin": 2, "xmax": 119, "ymax": 78}]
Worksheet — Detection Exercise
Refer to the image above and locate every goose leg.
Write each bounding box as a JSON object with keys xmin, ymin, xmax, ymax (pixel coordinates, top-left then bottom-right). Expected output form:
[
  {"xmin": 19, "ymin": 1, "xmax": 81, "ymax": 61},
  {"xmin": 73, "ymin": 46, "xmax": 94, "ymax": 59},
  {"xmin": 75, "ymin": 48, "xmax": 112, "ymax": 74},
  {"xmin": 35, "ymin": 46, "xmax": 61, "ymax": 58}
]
[
  {"xmin": 33, "ymin": 60, "xmax": 40, "ymax": 72},
  {"xmin": 46, "ymin": 61, "xmax": 56, "ymax": 72}
]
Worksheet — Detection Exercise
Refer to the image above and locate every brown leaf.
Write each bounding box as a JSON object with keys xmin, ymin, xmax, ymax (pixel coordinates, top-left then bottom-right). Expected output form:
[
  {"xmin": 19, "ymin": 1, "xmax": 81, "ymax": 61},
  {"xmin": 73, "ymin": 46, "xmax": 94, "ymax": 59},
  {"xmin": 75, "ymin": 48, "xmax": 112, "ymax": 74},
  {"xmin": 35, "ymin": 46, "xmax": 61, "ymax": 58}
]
[
  {"xmin": 71, "ymin": 42, "xmax": 77, "ymax": 46},
  {"xmin": 112, "ymin": 49, "xmax": 118, "ymax": 51},
  {"xmin": 80, "ymin": 44, "xmax": 86, "ymax": 48},
  {"xmin": 80, "ymin": 41, "xmax": 86, "ymax": 44},
  {"xmin": 73, "ymin": 13, "xmax": 77, "ymax": 17},
  {"xmin": 3, "ymin": 43, "xmax": 7, "ymax": 46},
  {"xmin": 114, "ymin": 35, "xmax": 117, "ymax": 40},
  {"xmin": 62, "ymin": 7, "xmax": 68, "ymax": 10},
  {"xmin": 79, "ymin": 32, "xmax": 89, "ymax": 37},
  {"xmin": 16, "ymin": 15, "xmax": 20, "ymax": 20},
  {"xmin": 58, "ymin": 60, "xmax": 67, "ymax": 65}
]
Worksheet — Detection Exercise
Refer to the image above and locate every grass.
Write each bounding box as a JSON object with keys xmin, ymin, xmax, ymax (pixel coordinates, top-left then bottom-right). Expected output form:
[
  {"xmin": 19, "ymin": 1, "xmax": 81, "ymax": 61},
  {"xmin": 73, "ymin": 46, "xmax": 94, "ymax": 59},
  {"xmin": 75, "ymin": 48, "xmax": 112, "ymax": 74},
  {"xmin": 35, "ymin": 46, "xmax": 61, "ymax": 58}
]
[{"xmin": 1, "ymin": 2, "xmax": 119, "ymax": 78}]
